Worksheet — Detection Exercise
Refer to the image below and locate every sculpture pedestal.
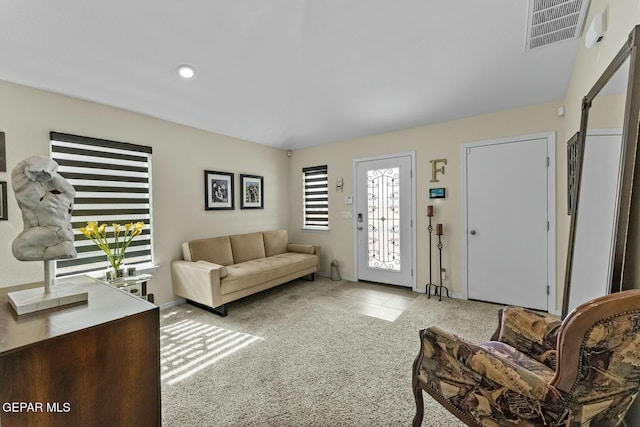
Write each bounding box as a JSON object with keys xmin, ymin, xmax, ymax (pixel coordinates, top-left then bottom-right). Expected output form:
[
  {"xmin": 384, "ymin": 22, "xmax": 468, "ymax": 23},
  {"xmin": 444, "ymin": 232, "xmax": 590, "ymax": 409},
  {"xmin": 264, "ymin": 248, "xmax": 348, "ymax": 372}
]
[
  {"xmin": 8, "ymin": 285, "xmax": 88, "ymax": 315},
  {"xmin": 7, "ymin": 261, "xmax": 88, "ymax": 315}
]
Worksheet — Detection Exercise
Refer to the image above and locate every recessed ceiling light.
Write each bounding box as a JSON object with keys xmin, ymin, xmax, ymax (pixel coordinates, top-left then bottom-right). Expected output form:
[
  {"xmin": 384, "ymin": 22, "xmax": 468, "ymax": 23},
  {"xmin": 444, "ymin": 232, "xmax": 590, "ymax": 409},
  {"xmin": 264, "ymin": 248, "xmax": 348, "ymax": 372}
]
[{"xmin": 177, "ymin": 64, "xmax": 196, "ymax": 79}]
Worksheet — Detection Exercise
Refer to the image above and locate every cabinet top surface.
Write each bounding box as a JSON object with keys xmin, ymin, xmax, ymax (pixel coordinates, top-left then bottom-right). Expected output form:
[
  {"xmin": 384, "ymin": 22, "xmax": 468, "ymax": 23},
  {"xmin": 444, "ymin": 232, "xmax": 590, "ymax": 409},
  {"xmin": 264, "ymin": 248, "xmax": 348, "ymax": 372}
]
[{"xmin": 0, "ymin": 275, "xmax": 157, "ymax": 355}]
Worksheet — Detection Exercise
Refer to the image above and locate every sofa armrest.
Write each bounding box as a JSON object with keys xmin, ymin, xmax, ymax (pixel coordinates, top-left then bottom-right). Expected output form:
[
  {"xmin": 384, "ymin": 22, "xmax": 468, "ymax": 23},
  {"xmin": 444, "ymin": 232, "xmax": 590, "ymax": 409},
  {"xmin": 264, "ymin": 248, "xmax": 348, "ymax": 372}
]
[
  {"xmin": 496, "ymin": 306, "xmax": 561, "ymax": 369},
  {"xmin": 287, "ymin": 243, "xmax": 315, "ymax": 254},
  {"xmin": 288, "ymin": 243, "xmax": 321, "ymax": 269},
  {"xmin": 421, "ymin": 326, "xmax": 559, "ymax": 402},
  {"xmin": 171, "ymin": 260, "xmax": 226, "ymax": 307},
  {"xmin": 193, "ymin": 260, "xmax": 228, "ymax": 278}
]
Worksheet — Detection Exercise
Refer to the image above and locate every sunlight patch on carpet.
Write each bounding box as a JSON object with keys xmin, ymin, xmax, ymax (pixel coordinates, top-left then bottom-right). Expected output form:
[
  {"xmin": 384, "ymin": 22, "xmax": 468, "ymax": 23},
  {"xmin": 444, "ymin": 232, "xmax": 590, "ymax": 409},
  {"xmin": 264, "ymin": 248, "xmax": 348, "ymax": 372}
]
[{"xmin": 160, "ymin": 319, "xmax": 263, "ymax": 385}]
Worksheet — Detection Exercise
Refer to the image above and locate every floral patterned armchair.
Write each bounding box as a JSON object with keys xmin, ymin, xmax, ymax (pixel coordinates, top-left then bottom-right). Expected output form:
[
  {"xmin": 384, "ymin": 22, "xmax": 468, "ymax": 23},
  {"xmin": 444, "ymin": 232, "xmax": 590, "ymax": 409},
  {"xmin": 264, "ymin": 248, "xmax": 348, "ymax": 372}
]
[{"xmin": 412, "ymin": 290, "xmax": 640, "ymax": 427}]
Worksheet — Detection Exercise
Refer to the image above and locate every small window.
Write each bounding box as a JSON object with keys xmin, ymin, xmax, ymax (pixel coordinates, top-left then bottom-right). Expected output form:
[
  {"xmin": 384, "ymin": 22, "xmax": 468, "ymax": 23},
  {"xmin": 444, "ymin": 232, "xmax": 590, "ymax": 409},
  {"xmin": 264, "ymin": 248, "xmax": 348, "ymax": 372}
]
[
  {"xmin": 302, "ymin": 165, "xmax": 329, "ymax": 230},
  {"xmin": 50, "ymin": 132, "xmax": 153, "ymax": 277}
]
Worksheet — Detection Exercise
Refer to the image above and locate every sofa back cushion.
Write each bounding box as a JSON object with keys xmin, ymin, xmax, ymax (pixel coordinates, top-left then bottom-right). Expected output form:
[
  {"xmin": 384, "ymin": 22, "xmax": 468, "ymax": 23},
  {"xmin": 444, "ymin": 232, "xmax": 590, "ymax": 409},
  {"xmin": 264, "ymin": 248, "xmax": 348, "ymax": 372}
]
[
  {"xmin": 187, "ymin": 236, "xmax": 234, "ymax": 266},
  {"xmin": 263, "ymin": 230, "xmax": 289, "ymax": 257},
  {"xmin": 230, "ymin": 232, "xmax": 266, "ymax": 263}
]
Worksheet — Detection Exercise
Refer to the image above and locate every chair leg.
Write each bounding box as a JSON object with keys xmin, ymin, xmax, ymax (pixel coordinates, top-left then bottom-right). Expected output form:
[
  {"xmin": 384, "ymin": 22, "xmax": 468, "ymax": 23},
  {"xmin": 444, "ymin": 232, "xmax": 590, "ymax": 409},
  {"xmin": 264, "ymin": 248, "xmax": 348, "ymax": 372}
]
[{"xmin": 412, "ymin": 377, "xmax": 424, "ymax": 427}]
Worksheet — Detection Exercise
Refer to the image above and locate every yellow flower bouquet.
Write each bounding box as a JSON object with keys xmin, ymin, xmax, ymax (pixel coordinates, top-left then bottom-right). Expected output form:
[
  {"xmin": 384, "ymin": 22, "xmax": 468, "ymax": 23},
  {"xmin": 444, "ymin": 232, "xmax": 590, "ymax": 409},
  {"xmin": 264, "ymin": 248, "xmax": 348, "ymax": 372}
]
[{"xmin": 80, "ymin": 221, "xmax": 145, "ymax": 272}]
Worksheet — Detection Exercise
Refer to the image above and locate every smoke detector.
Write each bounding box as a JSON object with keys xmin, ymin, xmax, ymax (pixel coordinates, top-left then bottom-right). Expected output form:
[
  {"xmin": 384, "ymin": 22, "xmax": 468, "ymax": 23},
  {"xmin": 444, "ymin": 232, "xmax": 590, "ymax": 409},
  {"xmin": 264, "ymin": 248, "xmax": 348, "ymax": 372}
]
[{"xmin": 526, "ymin": 0, "xmax": 591, "ymax": 51}]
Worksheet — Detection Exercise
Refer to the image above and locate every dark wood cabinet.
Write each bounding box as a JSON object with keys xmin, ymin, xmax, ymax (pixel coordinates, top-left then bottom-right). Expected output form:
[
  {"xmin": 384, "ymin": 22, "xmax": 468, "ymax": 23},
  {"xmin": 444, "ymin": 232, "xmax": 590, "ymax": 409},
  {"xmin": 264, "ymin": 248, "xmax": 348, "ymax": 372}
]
[{"xmin": 0, "ymin": 276, "xmax": 160, "ymax": 427}]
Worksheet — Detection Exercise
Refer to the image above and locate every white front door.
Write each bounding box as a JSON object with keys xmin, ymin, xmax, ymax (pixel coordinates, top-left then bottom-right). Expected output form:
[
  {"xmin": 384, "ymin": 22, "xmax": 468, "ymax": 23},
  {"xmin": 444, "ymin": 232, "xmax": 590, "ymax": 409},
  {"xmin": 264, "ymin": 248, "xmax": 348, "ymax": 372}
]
[
  {"xmin": 355, "ymin": 154, "xmax": 414, "ymax": 287},
  {"xmin": 464, "ymin": 136, "xmax": 551, "ymax": 310}
]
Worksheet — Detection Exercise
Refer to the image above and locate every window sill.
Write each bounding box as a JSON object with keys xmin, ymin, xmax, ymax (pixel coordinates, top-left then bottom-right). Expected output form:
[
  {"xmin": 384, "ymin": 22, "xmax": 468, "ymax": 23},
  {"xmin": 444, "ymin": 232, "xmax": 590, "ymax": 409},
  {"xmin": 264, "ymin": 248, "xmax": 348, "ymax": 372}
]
[{"xmin": 301, "ymin": 227, "xmax": 330, "ymax": 233}]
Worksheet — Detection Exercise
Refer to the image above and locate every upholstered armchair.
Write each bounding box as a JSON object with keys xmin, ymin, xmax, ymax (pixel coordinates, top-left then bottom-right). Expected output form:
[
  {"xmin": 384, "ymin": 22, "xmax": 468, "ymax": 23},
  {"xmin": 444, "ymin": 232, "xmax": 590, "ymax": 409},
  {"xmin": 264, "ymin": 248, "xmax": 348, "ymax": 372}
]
[{"xmin": 412, "ymin": 290, "xmax": 640, "ymax": 427}]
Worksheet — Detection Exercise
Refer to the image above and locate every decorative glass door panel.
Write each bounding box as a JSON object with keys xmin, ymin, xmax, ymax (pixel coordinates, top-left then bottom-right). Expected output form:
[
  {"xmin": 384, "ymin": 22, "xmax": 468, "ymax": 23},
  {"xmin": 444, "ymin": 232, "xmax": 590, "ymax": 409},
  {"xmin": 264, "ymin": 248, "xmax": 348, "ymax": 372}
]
[
  {"xmin": 367, "ymin": 168, "xmax": 401, "ymax": 271},
  {"xmin": 356, "ymin": 154, "xmax": 413, "ymax": 288}
]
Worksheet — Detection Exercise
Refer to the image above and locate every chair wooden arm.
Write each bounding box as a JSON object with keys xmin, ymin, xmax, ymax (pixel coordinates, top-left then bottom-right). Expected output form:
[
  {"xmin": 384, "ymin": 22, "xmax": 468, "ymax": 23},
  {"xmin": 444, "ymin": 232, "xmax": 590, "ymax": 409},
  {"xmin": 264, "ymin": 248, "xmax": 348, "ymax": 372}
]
[{"xmin": 552, "ymin": 289, "xmax": 640, "ymax": 393}]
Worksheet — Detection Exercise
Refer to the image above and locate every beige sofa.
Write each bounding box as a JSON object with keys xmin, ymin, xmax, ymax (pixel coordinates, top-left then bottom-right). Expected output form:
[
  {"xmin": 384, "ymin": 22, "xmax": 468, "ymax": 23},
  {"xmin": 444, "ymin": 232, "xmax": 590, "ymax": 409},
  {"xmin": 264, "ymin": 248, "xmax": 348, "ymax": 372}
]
[{"xmin": 171, "ymin": 230, "xmax": 320, "ymax": 316}]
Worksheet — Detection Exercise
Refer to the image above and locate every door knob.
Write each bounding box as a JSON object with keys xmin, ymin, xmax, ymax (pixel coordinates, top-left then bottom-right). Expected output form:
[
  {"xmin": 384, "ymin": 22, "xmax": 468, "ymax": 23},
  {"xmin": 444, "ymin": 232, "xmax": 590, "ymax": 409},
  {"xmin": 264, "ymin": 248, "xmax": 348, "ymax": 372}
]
[
  {"xmin": 357, "ymin": 226, "xmax": 363, "ymax": 231},
  {"xmin": 469, "ymin": 229, "xmax": 476, "ymax": 235}
]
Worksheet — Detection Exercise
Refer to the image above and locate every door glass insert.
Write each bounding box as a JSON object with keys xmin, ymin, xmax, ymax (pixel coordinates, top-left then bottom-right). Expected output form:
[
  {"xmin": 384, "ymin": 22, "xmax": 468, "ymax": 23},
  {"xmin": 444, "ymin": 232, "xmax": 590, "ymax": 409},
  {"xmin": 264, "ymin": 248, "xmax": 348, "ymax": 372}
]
[{"xmin": 367, "ymin": 167, "xmax": 401, "ymax": 271}]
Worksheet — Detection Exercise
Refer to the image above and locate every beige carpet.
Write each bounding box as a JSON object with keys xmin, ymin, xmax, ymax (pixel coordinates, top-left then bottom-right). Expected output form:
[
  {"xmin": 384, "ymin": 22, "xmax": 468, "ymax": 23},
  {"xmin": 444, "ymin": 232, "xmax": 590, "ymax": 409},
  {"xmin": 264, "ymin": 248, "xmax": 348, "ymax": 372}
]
[{"xmin": 160, "ymin": 276, "xmax": 502, "ymax": 426}]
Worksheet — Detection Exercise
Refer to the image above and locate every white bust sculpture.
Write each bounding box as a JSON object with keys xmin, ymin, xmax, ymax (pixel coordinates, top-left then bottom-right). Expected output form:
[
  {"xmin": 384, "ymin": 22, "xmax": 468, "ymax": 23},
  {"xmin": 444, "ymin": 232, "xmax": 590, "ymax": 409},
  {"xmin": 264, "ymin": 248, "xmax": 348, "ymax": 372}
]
[{"xmin": 11, "ymin": 155, "xmax": 77, "ymax": 261}]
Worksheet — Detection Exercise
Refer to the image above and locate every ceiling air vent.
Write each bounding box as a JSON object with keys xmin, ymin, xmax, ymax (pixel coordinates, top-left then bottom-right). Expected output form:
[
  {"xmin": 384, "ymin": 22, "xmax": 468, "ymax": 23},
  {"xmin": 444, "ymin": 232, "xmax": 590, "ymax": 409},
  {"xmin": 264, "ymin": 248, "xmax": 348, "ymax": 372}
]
[{"xmin": 526, "ymin": 0, "xmax": 590, "ymax": 51}]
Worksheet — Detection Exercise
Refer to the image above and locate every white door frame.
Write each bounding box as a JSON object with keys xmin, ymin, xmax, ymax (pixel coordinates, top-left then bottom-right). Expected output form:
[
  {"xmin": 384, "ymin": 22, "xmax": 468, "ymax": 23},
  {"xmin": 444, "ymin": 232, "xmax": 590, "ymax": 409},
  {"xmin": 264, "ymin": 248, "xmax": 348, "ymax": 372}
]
[
  {"xmin": 461, "ymin": 132, "xmax": 557, "ymax": 313},
  {"xmin": 353, "ymin": 151, "xmax": 417, "ymax": 290}
]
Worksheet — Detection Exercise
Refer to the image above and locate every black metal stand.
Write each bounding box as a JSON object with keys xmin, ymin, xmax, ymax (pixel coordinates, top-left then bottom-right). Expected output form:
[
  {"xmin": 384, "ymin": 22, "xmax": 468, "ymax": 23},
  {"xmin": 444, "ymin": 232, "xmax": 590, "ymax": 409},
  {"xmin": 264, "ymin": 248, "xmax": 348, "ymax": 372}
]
[
  {"xmin": 426, "ymin": 215, "xmax": 437, "ymax": 298},
  {"xmin": 435, "ymin": 234, "xmax": 449, "ymax": 301},
  {"xmin": 427, "ymin": 231, "xmax": 449, "ymax": 301}
]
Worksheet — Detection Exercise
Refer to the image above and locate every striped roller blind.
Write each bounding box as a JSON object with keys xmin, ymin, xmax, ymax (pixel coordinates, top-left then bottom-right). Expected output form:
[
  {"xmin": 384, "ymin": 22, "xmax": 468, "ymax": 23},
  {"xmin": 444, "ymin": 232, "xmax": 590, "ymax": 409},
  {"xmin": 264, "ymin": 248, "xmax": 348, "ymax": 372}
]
[
  {"xmin": 302, "ymin": 165, "xmax": 329, "ymax": 229},
  {"xmin": 50, "ymin": 132, "xmax": 153, "ymax": 277}
]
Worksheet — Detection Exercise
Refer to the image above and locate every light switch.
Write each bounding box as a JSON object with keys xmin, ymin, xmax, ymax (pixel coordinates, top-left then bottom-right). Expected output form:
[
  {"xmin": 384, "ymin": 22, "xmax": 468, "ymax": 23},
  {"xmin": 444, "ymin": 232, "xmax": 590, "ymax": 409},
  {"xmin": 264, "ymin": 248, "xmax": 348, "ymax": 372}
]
[{"xmin": 344, "ymin": 196, "xmax": 353, "ymax": 205}]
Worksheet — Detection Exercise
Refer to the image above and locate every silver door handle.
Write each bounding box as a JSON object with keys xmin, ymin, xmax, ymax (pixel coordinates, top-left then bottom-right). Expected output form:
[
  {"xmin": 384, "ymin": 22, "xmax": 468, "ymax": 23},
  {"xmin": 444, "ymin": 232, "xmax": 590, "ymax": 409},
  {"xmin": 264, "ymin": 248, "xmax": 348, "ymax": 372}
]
[{"xmin": 469, "ymin": 229, "xmax": 476, "ymax": 235}]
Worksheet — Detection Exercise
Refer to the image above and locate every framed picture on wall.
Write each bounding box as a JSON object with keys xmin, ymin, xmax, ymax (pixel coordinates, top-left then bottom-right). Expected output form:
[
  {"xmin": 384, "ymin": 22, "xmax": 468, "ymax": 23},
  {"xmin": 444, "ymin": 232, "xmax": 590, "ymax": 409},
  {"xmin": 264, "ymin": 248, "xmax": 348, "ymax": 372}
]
[
  {"xmin": 240, "ymin": 174, "xmax": 264, "ymax": 209},
  {"xmin": 204, "ymin": 170, "xmax": 234, "ymax": 210},
  {"xmin": 0, "ymin": 132, "xmax": 6, "ymax": 172},
  {"xmin": 0, "ymin": 181, "xmax": 8, "ymax": 220}
]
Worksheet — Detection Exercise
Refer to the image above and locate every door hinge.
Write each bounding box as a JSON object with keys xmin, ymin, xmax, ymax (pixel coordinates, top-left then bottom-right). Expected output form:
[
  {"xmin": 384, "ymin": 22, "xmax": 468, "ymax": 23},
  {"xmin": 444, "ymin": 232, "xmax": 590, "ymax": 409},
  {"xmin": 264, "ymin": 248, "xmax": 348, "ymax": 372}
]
[
  {"xmin": 411, "ymin": 269, "xmax": 414, "ymax": 277},
  {"xmin": 546, "ymin": 285, "xmax": 550, "ymax": 295},
  {"xmin": 546, "ymin": 156, "xmax": 550, "ymax": 167},
  {"xmin": 547, "ymin": 221, "xmax": 550, "ymax": 231}
]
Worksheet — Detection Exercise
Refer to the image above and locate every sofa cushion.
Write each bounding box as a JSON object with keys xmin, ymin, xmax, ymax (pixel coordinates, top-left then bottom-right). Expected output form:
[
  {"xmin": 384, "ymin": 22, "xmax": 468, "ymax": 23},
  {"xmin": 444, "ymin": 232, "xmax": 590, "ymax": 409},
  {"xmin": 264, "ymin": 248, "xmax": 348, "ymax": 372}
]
[
  {"xmin": 230, "ymin": 232, "xmax": 266, "ymax": 264},
  {"xmin": 263, "ymin": 230, "xmax": 289, "ymax": 257},
  {"xmin": 221, "ymin": 252, "xmax": 318, "ymax": 295},
  {"xmin": 188, "ymin": 236, "xmax": 234, "ymax": 266}
]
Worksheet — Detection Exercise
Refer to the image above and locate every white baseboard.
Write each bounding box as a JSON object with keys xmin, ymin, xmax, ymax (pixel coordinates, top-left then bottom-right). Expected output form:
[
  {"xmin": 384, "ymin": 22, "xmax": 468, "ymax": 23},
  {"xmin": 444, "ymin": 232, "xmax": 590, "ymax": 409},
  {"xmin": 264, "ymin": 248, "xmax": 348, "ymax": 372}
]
[
  {"xmin": 316, "ymin": 271, "xmax": 357, "ymax": 282},
  {"xmin": 160, "ymin": 298, "xmax": 186, "ymax": 310}
]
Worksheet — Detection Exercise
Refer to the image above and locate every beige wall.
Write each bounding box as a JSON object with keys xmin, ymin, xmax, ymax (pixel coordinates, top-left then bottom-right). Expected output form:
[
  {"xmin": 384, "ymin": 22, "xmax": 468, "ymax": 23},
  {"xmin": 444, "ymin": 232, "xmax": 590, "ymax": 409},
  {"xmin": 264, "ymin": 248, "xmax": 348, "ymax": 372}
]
[
  {"xmin": 288, "ymin": 101, "xmax": 566, "ymax": 307},
  {"xmin": 0, "ymin": 80, "xmax": 291, "ymax": 306}
]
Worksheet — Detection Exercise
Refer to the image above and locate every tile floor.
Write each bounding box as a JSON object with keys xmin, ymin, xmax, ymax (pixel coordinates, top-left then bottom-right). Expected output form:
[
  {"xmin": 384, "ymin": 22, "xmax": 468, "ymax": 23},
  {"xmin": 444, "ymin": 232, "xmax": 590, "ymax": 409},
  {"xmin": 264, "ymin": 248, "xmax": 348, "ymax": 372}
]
[{"xmin": 312, "ymin": 280, "xmax": 419, "ymax": 321}]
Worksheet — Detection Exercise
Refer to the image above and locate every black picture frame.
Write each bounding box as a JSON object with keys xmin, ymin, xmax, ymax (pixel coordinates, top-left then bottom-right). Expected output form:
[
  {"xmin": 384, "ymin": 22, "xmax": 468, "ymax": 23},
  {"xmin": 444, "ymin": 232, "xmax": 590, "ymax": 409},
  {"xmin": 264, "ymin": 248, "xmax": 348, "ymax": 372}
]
[
  {"xmin": 0, "ymin": 132, "xmax": 6, "ymax": 172},
  {"xmin": 0, "ymin": 181, "xmax": 7, "ymax": 220},
  {"xmin": 240, "ymin": 174, "xmax": 264, "ymax": 209},
  {"xmin": 566, "ymin": 131, "xmax": 579, "ymax": 215},
  {"xmin": 204, "ymin": 170, "xmax": 234, "ymax": 210}
]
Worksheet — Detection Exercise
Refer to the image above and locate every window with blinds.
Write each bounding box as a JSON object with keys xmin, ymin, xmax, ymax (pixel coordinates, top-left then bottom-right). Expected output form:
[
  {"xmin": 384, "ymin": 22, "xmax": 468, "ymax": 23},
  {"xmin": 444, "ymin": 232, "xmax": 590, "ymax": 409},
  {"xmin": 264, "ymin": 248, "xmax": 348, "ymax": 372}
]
[
  {"xmin": 50, "ymin": 132, "xmax": 153, "ymax": 277},
  {"xmin": 303, "ymin": 165, "xmax": 329, "ymax": 230}
]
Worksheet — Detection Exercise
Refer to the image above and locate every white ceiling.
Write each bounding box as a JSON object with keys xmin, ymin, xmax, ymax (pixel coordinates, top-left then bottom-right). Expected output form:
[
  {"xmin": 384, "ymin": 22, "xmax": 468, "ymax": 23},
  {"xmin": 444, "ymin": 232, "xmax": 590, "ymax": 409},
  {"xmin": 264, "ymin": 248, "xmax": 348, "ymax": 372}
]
[{"xmin": 0, "ymin": 1, "xmax": 580, "ymax": 150}]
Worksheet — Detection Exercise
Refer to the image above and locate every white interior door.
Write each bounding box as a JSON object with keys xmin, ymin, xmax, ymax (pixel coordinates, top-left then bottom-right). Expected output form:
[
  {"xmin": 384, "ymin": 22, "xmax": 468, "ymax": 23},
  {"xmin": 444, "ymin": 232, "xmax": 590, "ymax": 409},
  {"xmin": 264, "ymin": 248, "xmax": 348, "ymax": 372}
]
[
  {"xmin": 465, "ymin": 137, "xmax": 550, "ymax": 310},
  {"xmin": 355, "ymin": 155, "xmax": 413, "ymax": 287},
  {"xmin": 567, "ymin": 130, "xmax": 623, "ymax": 314}
]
